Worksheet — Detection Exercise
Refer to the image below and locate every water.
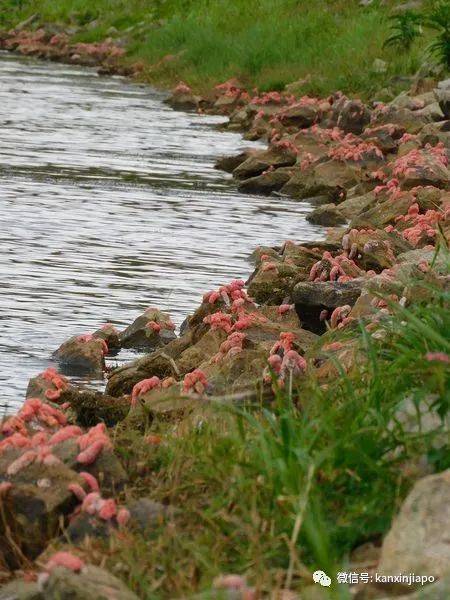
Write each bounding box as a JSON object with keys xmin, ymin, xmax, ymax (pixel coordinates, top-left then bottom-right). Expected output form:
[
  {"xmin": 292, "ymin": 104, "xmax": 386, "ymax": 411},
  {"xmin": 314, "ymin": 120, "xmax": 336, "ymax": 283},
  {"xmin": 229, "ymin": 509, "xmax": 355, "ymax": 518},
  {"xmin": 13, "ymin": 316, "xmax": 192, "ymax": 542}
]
[{"xmin": 0, "ymin": 52, "xmax": 323, "ymax": 412}]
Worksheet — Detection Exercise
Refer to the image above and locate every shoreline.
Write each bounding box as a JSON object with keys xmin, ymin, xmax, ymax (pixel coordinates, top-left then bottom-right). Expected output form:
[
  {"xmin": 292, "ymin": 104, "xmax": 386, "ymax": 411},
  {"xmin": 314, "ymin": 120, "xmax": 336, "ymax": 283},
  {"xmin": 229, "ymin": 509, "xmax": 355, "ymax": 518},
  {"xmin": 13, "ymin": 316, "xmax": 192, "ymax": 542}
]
[{"xmin": 0, "ymin": 25, "xmax": 449, "ymax": 600}]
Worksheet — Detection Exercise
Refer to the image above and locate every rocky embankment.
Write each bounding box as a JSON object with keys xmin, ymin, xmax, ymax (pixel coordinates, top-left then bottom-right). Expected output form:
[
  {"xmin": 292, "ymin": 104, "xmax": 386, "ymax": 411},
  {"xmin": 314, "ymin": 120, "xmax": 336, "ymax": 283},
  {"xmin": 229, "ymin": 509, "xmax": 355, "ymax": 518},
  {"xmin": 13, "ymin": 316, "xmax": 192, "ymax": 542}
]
[{"xmin": 0, "ymin": 26, "xmax": 449, "ymax": 599}]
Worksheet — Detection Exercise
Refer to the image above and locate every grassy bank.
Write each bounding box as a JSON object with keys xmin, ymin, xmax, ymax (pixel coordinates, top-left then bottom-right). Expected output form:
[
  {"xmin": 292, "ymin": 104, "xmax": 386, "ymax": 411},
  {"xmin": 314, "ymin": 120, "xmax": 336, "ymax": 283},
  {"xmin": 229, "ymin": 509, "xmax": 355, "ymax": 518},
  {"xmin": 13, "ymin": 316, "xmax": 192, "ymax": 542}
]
[
  {"xmin": 0, "ymin": 1, "xmax": 437, "ymax": 97},
  {"xmin": 80, "ymin": 260, "xmax": 449, "ymax": 598}
]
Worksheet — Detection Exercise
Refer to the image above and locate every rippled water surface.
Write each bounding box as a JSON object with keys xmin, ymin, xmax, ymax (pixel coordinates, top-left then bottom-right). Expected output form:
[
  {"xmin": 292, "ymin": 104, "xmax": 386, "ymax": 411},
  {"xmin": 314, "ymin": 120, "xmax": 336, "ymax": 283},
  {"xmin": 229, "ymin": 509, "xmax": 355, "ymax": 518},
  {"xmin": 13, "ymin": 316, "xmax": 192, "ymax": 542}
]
[{"xmin": 0, "ymin": 52, "xmax": 323, "ymax": 411}]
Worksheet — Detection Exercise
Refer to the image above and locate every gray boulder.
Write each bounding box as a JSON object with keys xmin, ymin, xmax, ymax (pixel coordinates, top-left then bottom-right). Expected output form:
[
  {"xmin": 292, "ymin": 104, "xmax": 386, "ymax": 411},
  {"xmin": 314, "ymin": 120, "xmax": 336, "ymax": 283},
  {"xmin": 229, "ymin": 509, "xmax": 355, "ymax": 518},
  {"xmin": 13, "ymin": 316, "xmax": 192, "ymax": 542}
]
[
  {"xmin": 42, "ymin": 565, "xmax": 139, "ymax": 600},
  {"xmin": 378, "ymin": 470, "xmax": 450, "ymax": 580}
]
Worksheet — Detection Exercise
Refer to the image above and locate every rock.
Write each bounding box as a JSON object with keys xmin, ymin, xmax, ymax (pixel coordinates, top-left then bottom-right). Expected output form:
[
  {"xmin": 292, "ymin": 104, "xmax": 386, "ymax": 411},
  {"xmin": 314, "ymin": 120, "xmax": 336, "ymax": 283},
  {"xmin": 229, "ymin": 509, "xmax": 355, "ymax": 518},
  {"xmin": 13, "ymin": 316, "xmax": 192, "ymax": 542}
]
[
  {"xmin": 246, "ymin": 262, "xmax": 300, "ymax": 305},
  {"xmin": 128, "ymin": 498, "xmax": 171, "ymax": 531},
  {"xmin": 119, "ymin": 308, "xmax": 176, "ymax": 350},
  {"xmin": 105, "ymin": 345, "xmax": 183, "ymax": 397},
  {"xmin": 128, "ymin": 386, "xmax": 197, "ymax": 423},
  {"xmin": 342, "ymin": 229, "xmax": 412, "ymax": 271},
  {"xmin": 60, "ymin": 387, "xmax": 130, "ymax": 427},
  {"xmin": 419, "ymin": 123, "xmax": 450, "ymax": 148},
  {"xmin": 378, "ymin": 575, "xmax": 450, "ymax": 599},
  {"xmin": 436, "ymin": 87, "xmax": 450, "ymax": 119},
  {"xmin": 0, "ymin": 460, "xmax": 83, "ymax": 564},
  {"xmin": 293, "ymin": 279, "xmax": 364, "ymax": 308},
  {"xmin": 388, "ymin": 396, "xmax": 449, "ymax": 449},
  {"xmin": 351, "ymin": 193, "xmax": 417, "ymax": 229},
  {"xmin": 237, "ymin": 168, "xmax": 291, "ymax": 194},
  {"xmin": 336, "ymin": 100, "xmax": 371, "ymax": 135},
  {"xmin": 362, "ymin": 123, "xmax": 404, "ymax": 152},
  {"xmin": 233, "ymin": 147, "xmax": 296, "ymax": 180},
  {"xmin": 25, "ymin": 370, "xmax": 71, "ymax": 404},
  {"xmin": 176, "ymin": 328, "xmax": 227, "ymax": 375},
  {"xmin": 214, "ymin": 149, "xmax": 255, "ymax": 173},
  {"xmin": 371, "ymin": 106, "xmax": 431, "ymax": 134},
  {"xmin": 52, "ymin": 335, "xmax": 106, "ymax": 375},
  {"xmin": 378, "ymin": 470, "xmax": 450, "ymax": 581},
  {"xmin": 396, "ymin": 150, "xmax": 450, "ymax": 190},
  {"xmin": 394, "ymin": 0, "xmax": 424, "ymax": 12},
  {"xmin": 0, "ymin": 580, "xmax": 43, "ymax": 600},
  {"xmin": 53, "ymin": 438, "xmax": 127, "ymax": 494},
  {"xmin": 293, "ymin": 279, "xmax": 364, "ymax": 332},
  {"xmin": 372, "ymin": 58, "xmax": 387, "ymax": 74},
  {"xmin": 278, "ymin": 103, "xmax": 319, "ymax": 128},
  {"xmin": 166, "ymin": 89, "xmax": 201, "ymax": 111},
  {"xmin": 93, "ymin": 324, "xmax": 121, "ymax": 352},
  {"xmin": 281, "ymin": 160, "xmax": 360, "ymax": 201},
  {"xmin": 246, "ymin": 245, "xmax": 323, "ymax": 305},
  {"xmin": 338, "ymin": 191, "xmax": 377, "ymax": 220},
  {"xmin": 42, "ymin": 565, "xmax": 139, "ymax": 600},
  {"xmin": 306, "ymin": 204, "xmax": 347, "ymax": 226},
  {"xmin": 417, "ymin": 101, "xmax": 445, "ymax": 121},
  {"xmin": 397, "ymin": 247, "xmax": 449, "ymax": 275},
  {"xmin": 66, "ymin": 512, "xmax": 112, "ymax": 543}
]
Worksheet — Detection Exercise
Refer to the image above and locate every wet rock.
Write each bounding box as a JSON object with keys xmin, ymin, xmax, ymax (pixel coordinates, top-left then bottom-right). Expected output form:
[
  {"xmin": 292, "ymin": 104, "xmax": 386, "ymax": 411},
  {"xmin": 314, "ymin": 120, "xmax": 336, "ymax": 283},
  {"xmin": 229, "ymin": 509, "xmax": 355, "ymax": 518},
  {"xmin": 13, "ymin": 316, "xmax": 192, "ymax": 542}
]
[
  {"xmin": 25, "ymin": 369, "xmax": 71, "ymax": 404},
  {"xmin": 233, "ymin": 147, "xmax": 296, "ymax": 180},
  {"xmin": 378, "ymin": 470, "xmax": 450, "ymax": 580},
  {"xmin": 93, "ymin": 323, "xmax": 121, "ymax": 352},
  {"xmin": 166, "ymin": 88, "xmax": 201, "ymax": 111},
  {"xmin": 52, "ymin": 335, "xmax": 106, "ymax": 376},
  {"xmin": 306, "ymin": 204, "xmax": 347, "ymax": 226},
  {"xmin": 41, "ymin": 565, "xmax": 139, "ymax": 600},
  {"xmin": 119, "ymin": 308, "xmax": 176, "ymax": 351},
  {"xmin": 214, "ymin": 149, "xmax": 255, "ymax": 173},
  {"xmin": 237, "ymin": 168, "xmax": 291, "ymax": 194}
]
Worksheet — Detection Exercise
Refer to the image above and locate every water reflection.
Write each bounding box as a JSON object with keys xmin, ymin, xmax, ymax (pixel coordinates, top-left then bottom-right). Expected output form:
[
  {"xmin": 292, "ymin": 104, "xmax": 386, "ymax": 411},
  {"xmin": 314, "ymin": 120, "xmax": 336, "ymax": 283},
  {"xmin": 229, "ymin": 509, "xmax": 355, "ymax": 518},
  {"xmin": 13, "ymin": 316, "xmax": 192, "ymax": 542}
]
[{"xmin": 0, "ymin": 52, "xmax": 323, "ymax": 411}]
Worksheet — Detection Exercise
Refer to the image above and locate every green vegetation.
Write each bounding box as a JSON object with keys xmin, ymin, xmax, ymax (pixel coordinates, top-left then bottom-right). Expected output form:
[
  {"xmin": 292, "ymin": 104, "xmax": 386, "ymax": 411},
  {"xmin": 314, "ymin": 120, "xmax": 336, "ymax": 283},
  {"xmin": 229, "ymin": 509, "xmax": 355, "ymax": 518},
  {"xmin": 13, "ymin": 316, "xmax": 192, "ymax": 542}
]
[
  {"xmin": 0, "ymin": 0, "xmax": 439, "ymax": 97},
  {"xmin": 93, "ymin": 262, "xmax": 449, "ymax": 598},
  {"xmin": 1, "ymin": 3, "xmax": 449, "ymax": 597},
  {"xmin": 383, "ymin": 11, "xmax": 423, "ymax": 51},
  {"xmin": 427, "ymin": 1, "xmax": 450, "ymax": 68}
]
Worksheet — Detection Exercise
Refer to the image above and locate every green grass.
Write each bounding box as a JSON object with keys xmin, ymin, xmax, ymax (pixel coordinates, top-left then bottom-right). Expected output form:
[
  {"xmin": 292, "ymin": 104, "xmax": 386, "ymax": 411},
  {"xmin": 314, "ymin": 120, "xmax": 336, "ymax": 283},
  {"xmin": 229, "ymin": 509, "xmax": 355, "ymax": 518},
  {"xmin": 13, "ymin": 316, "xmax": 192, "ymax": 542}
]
[
  {"xmin": 0, "ymin": 0, "xmax": 440, "ymax": 97},
  {"xmin": 88, "ymin": 260, "xmax": 449, "ymax": 598}
]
